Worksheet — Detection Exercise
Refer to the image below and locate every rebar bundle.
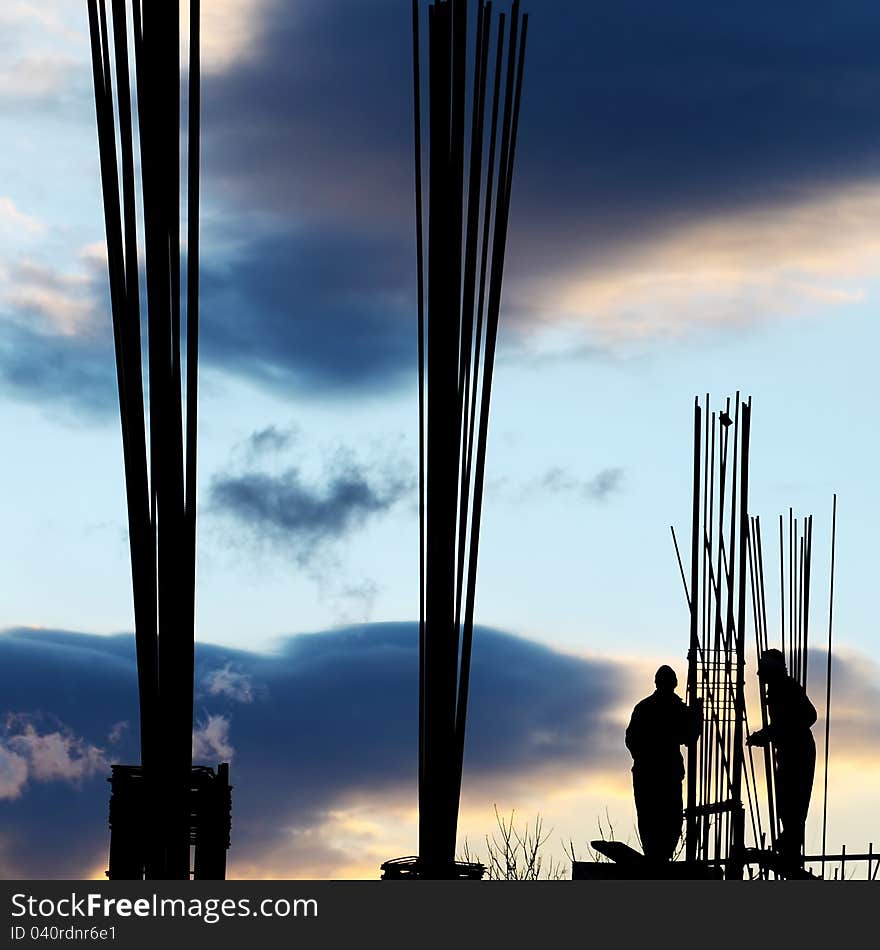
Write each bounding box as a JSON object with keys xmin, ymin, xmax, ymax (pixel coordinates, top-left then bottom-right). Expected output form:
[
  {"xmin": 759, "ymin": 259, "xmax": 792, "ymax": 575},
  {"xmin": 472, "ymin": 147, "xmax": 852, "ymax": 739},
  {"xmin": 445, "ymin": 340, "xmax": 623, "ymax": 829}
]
[
  {"xmin": 673, "ymin": 394, "xmax": 752, "ymax": 876},
  {"xmin": 87, "ymin": 0, "xmax": 200, "ymax": 879},
  {"xmin": 413, "ymin": 0, "xmax": 527, "ymax": 877},
  {"xmin": 747, "ymin": 497, "xmax": 837, "ymax": 876},
  {"xmin": 746, "ymin": 510, "xmax": 811, "ymax": 853}
]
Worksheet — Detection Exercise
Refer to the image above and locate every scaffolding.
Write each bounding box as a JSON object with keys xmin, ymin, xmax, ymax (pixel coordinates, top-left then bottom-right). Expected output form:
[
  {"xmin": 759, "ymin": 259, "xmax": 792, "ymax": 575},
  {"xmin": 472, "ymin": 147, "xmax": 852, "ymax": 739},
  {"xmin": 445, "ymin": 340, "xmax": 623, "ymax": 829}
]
[{"xmin": 107, "ymin": 764, "xmax": 232, "ymax": 880}]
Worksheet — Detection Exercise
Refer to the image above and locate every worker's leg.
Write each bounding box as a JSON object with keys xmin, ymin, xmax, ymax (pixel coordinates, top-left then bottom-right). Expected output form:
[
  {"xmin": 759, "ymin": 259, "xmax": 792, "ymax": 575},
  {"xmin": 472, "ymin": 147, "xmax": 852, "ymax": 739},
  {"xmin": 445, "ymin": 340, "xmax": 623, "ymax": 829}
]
[
  {"xmin": 633, "ymin": 773, "xmax": 660, "ymax": 859},
  {"xmin": 776, "ymin": 747, "xmax": 816, "ymax": 865},
  {"xmin": 634, "ymin": 774, "xmax": 679, "ymax": 861},
  {"xmin": 650, "ymin": 779, "xmax": 682, "ymax": 861},
  {"xmin": 786, "ymin": 742, "xmax": 817, "ymax": 859}
]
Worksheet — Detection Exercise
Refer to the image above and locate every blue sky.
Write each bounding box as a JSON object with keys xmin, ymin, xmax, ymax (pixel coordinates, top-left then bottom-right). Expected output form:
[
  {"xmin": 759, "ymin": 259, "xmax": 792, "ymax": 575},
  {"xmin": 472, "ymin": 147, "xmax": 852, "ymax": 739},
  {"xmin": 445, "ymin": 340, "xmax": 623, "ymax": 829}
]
[{"xmin": 0, "ymin": 0, "xmax": 878, "ymax": 877}]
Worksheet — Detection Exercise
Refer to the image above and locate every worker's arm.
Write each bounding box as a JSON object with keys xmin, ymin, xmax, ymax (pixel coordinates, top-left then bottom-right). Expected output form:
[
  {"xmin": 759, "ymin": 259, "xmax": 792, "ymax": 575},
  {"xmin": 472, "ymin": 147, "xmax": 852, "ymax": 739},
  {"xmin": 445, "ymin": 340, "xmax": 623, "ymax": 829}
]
[
  {"xmin": 746, "ymin": 726, "xmax": 773, "ymax": 747},
  {"xmin": 625, "ymin": 704, "xmax": 643, "ymax": 758}
]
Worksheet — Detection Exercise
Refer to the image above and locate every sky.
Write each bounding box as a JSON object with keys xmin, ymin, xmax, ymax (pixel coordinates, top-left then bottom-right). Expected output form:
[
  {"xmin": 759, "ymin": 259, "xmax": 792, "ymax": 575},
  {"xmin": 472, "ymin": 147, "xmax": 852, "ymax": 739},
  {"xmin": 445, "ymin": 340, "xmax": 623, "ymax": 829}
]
[{"xmin": 1, "ymin": 0, "xmax": 879, "ymax": 879}]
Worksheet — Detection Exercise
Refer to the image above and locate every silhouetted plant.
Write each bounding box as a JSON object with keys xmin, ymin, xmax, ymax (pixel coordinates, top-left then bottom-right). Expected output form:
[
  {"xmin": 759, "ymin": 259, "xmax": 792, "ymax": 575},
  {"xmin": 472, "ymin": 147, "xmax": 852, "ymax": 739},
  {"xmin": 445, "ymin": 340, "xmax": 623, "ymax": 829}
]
[{"xmin": 460, "ymin": 805, "xmax": 567, "ymax": 880}]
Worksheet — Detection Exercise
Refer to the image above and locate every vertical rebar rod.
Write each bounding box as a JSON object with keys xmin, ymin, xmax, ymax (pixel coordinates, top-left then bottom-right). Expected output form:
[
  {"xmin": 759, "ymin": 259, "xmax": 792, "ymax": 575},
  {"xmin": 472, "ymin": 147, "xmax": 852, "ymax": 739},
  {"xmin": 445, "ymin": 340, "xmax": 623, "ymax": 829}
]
[
  {"xmin": 701, "ymin": 398, "xmax": 714, "ymax": 860},
  {"xmin": 821, "ymin": 494, "xmax": 837, "ymax": 877},
  {"xmin": 729, "ymin": 398, "xmax": 749, "ymax": 878},
  {"xmin": 686, "ymin": 398, "xmax": 702, "ymax": 863},
  {"xmin": 803, "ymin": 516, "xmax": 812, "ymax": 689},
  {"xmin": 411, "ymin": 0, "xmax": 426, "ymax": 799},
  {"xmin": 779, "ymin": 514, "xmax": 785, "ymax": 660}
]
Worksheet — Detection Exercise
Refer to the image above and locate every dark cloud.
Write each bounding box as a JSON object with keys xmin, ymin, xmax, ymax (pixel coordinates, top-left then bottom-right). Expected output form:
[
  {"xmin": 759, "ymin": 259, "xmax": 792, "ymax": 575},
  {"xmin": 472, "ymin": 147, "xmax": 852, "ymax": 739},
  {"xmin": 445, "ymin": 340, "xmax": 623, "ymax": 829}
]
[
  {"xmin": 208, "ymin": 449, "xmax": 414, "ymax": 565},
  {"xmin": 12, "ymin": 1, "xmax": 880, "ymax": 413},
  {"xmin": 188, "ymin": 0, "xmax": 880, "ymax": 395},
  {"xmin": 0, "ymin": 320, "xmax": 116, "ymax": 417},
  {"xmin": 0, "ymin": 623, "xmax": 629, "ymax": 878},
  {"xmin": 203, "ymin": 0, "xmax": 880, "ymax": 285},
  {"xmin": 1, "ymin": 627, "xmax": 876, "ymax": 878},
  {"xmin": 506, "ymin": 0, "xmax": 880, "ymax": 274},
  {"xmin": 0, "ymin": 226, "xmax": 416, "ymax": 414},
  {"xmin": 243, "ymin": 425, "xmax": 297, "ymax": 459},
  {"xmin": 203, "ymin": 1, "xmax": 412, "ymax": 228},
  {"xmin": 805, "ymin": 648, "xmax": 880, "ymax": 760},
  {"xmin": 537, "ymin": 466, "xmax": 625, "ymax": 503},
  {"xmin": 200, "ymin": 227, "xmax": 415, "ymax": 397}
]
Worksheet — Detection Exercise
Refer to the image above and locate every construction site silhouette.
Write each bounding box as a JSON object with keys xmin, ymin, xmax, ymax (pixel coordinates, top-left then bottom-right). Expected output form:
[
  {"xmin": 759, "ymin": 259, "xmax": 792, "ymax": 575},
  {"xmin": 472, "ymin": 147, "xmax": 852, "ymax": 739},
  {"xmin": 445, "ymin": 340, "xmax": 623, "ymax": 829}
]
[{"xmin": 71, "ymin": 0, "xmax": 876, "ymax": 884}]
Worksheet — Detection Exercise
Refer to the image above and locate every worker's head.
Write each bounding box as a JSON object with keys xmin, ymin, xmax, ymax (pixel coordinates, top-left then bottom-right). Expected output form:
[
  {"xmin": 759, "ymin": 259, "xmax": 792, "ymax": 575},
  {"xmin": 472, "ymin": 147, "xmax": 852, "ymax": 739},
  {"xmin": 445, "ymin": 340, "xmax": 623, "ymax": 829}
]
[
  {"xmin": 758, "ymin": 649, "xmax": 787, "ymax": 683},
  {"xmin": 654, "ymin": 665, "xmax": 678, "ymax": 693}
]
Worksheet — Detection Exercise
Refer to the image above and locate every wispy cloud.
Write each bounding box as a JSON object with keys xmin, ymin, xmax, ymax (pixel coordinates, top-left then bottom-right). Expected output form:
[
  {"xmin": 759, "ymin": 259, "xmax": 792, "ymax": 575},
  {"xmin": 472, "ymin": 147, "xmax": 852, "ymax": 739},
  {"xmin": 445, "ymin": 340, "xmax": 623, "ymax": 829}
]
[
  {"xmin": 0, "ymin": 716, "xmax": 108, "ymax": 801},
  {"xmin": 0, "ymin": 4, "xmax": 90, "ymax": 110},
  {"xmin": 538, "ymin": 466, "xmax": 626, "ymax": 503},
  {"xmin": 0, "ymin": 319, "xmax": 115, "ymax": 417},
  {"xmin": 107, "ymin": 721, "xmax": 128, "ymax": 744},
  {"xmin": 209, "ymin": 446, "xmax": 414, "ymax": 566},
  {"xmin": 0, "ymin": 53, "xmax": 81, "ymax": 105},
  {"xmin": 0, "ymin": 197, "xmax": 45, "ymax": 236},
  {"xmin": 1, "ymin": 259, "xmax": 101, "ymax": 338},
  {"xmin": 203, "ymin": 665, "xmax": 256, "ymax": 704},
  {"xmin": 192, "ymin": 714, "xmax": 234, "ymax": 763},
  {"xmin": 0, "ymin": 244, "xmax": 116, "ymax": 415},
  {"xmin": 242, "ymin": 425, "xmax": 298, "ymax": 461},
  {"xmin": 0, "ymin": 744, "xmax": 28, "ymax": 801}
]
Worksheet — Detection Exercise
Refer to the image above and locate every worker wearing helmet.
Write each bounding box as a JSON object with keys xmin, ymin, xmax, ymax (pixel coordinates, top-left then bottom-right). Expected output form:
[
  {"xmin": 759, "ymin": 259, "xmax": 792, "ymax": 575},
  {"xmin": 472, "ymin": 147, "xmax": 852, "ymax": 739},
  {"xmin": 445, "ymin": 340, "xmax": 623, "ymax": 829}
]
[{"xmin": 747, "ymin": 649, "xmax": 817, "ymax": 868}]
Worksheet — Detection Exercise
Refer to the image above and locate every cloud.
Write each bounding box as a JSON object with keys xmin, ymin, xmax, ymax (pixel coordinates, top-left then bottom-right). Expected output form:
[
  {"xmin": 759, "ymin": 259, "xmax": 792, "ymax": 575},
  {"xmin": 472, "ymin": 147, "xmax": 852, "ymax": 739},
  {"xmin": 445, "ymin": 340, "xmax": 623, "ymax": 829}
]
[
  {"xmin": 538, "ymin": 467, "xmax": 625, "ymax": 503},
  {"xmin": 0, "ymin": 197, "xmax": 45, "ymax": 236},
  {"xmin": 0, "ymin": 4, "xmax": 91, "ymax": 111},
  {"xmin": 192, "ymin": 0, "xmax": 880, "ymax": 375},
  {"xmin": 0, "ymin": 53, "xmax": 82, "ymax": 105},
  {"xmin": 0, "ymin": 2, "xmax": 82, "ymax": 46},
  {"xmin": 192, "ymin": 714, "xmax": 235, "ymax": 762},
  {"xmin": 0, "ymin": 246, "xmax": 116, "ymax": 415},
  {"xmin": 1, "ymin": 258, "xmax": 103, "ymax": 338},
  {"xmin": 203, "ymin": 666, "xmax": 255, "ymax": 704},
  {"xmin": 333, "ymin": 579, "xmax": 380, "ymax": 626},
  {"xmin": 0, "ymin": 0, "xmax": 270, "ymax": 112},
  {"xmin": 0, "ymin": 225, "xmax": 415, "ymax": 414},
  {"xmin": 7, "ymin": 0, "xmax": 880, "ymax": 418},
  {"xmin": 200, "ymin": 227, "xmax": 415, "ymax": 397},
  {"xmin": 520, "ymin": 182, "xmax": 880, "ymax": 346},
  {"xmin": 243, "ymin": 425, "xmax": 298, "ymax": 460},
  {"xmin": 209, "ymin": 448, "xmax": 414, "ymax": 565},
  {"xmin": 808, "ymin": 647, "xmax": 880, "ymax": 763},
  {"xmin": 0, "ymin": 319, "xmax": 116, "ymax": 417},
  {"xmin": 185, "ymin": 0, "xmax": 275, "ymax": 75},
  {"xmin": 202, "ymin": 1, "xmax": 411, "ymax": 227},
  {"xmin": 1, "ymin": 625, "xmax": 877, "ymax": 878},
  {"xmin": 0, "ymin": 716, "xmax": 108, "ymax": 800},
  {"xmin": 107, "ymin": 722, "xmax": 128, "ymax": 744},
  {"xmin": 0, "ymin": 623, "xmax": 631, "ymax": 878},
  {"xmin": 0, "ymin": 745, "xmax": 28, "ymax": 801}
]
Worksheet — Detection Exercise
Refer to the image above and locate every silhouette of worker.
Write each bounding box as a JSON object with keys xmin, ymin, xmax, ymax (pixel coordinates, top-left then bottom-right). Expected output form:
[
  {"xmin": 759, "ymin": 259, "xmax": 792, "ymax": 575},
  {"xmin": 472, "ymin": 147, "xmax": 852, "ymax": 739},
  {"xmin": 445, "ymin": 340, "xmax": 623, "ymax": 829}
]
[
  {"xmin": 625, "ymin": 666, "xmax": 702, "ymax": 862},
  {"xmin": 747, "ymin": 649, "xmax": 817, "ymax": 867}
]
